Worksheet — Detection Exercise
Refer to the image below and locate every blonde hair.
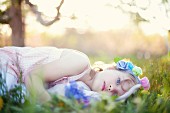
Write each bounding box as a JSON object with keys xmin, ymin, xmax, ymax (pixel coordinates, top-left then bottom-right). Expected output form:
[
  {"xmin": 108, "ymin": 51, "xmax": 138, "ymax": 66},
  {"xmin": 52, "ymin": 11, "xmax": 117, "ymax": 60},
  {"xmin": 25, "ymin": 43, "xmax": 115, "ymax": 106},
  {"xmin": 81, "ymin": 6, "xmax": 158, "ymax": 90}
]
[{"xmin": 92, "ymin": 61, "xmax": 116, "ymax": 72}]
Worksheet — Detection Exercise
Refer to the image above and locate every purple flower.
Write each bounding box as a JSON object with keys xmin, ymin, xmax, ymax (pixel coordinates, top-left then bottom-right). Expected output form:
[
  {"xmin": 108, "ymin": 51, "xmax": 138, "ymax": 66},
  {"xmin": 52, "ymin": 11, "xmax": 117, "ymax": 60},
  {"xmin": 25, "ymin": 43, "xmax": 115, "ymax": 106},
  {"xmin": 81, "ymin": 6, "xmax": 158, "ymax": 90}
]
[{"xmin": 65, "ymin": 81, "xmax": 90, "ymax": 106}]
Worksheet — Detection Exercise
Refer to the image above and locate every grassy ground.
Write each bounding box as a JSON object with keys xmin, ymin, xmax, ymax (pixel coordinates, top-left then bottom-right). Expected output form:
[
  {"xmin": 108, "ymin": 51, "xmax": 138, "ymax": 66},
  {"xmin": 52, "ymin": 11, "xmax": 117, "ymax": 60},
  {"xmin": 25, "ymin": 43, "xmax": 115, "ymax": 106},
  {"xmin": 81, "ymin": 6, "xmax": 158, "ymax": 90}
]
[{"xmin": 0, "ymin": 54, "xmax": 170, "ymax": 113}]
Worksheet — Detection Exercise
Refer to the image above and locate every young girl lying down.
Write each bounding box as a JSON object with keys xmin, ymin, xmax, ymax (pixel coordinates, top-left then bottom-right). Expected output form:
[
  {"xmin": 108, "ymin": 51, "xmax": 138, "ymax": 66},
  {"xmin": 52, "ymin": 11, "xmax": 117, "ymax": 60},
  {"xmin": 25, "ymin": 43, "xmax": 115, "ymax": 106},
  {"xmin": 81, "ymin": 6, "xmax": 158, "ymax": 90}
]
[{"xmin": 0, "ymin": 46, "xmax": 150, "ymax": 103}]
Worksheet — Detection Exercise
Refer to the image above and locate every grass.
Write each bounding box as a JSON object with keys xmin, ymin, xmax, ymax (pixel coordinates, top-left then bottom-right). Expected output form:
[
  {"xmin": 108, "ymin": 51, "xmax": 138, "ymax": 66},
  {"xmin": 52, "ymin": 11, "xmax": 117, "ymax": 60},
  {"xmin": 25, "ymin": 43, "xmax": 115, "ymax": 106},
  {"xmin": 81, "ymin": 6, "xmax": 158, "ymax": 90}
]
[{"xmin": 0, "ymin": 54, "xmax": 170, "ymax": 113}]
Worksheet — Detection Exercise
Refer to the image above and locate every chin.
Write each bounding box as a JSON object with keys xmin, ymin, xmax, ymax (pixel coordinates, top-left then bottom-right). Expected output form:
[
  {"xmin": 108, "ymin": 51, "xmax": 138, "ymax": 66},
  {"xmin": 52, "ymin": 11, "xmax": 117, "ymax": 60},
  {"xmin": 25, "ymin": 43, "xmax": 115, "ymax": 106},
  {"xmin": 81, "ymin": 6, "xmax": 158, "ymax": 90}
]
[{"xmin": 92, "ymin": 87, "xmax": 101, "ymax": 92}]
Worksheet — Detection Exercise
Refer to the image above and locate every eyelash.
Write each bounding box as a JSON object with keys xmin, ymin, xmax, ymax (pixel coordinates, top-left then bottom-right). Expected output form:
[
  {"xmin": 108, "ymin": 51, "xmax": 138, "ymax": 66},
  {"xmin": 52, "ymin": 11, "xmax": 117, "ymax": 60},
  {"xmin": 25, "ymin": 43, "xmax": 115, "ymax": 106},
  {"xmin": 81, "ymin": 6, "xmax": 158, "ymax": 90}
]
[{"xmin": 116, "ymin": 77, "xmax": 121, "ymax": 85}]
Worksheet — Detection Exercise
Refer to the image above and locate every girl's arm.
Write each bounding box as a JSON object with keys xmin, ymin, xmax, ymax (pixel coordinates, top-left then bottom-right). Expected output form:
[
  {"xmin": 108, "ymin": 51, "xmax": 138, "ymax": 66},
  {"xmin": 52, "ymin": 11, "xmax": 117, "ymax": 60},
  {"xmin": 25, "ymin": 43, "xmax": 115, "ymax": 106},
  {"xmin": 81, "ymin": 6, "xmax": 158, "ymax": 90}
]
[
  {"xmin": 25, "ymin": 49, "xmax": 90, "ymax": 103},
  {"xmin": 43, "ymin": 49, "xmax": 90, "ymax": 81},
  {"xmin": 25, "ymin": 72, "xmax": 51, "ymax": 103}
]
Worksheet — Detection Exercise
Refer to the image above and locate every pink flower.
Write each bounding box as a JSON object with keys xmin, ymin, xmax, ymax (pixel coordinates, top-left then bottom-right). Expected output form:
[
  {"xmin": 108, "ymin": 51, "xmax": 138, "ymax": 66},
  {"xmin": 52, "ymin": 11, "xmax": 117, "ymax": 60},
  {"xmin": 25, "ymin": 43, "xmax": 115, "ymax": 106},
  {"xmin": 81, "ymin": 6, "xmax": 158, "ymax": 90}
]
[{"xmin": 140, "ymin": 77, "xmax": 150, "ymax": 90}]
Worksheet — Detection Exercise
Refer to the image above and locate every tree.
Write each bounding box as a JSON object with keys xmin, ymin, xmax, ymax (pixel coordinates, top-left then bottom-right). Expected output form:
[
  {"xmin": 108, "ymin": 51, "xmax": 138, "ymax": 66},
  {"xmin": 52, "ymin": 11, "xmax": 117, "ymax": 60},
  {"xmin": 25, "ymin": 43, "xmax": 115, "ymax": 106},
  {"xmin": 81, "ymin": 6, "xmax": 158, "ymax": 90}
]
[
  {"xmin": 111, "ymin": 0, "xmax": 170, "ymax": 52},
  {"xmin": 0, "ymin": 0, "xmax": 64, "ymax": 46}
]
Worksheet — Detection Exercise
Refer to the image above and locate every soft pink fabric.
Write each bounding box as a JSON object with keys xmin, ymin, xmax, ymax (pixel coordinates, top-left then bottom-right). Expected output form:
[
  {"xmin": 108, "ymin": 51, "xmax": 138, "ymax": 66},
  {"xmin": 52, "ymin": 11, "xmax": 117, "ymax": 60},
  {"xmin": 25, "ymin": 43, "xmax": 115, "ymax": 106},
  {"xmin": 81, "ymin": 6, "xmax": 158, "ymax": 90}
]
[{"xmin": 0, "ymin": 47, "xmax": 63, "ymax": 83}]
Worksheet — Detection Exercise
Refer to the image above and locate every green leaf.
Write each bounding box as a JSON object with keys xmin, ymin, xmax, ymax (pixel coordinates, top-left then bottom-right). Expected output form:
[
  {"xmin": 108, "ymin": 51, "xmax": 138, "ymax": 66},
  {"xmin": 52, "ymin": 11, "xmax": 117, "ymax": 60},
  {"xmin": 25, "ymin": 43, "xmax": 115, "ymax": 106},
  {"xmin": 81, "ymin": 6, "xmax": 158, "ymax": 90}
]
[{"xmin": 113, "ymin": 57, "xmax": 123, "ymax": 63}]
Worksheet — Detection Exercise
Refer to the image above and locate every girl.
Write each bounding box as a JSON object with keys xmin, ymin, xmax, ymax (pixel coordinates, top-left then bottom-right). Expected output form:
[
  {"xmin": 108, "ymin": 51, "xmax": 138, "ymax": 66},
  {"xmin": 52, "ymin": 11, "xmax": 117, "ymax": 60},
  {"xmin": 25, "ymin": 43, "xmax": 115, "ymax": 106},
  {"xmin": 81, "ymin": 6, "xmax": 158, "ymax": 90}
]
[{"xmin": 0, "ymin": 46, "xmax": 150, "ymax": 103}]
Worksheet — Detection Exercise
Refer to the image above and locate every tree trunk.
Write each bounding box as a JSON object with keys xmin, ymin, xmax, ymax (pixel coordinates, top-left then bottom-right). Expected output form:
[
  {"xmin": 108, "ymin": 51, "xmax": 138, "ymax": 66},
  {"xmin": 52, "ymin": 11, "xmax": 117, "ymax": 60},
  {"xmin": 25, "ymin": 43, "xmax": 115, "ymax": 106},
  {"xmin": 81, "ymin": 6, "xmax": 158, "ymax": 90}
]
[{"xmin": 9, "ymin": 0, "xmax": 25, "ymax": 46}]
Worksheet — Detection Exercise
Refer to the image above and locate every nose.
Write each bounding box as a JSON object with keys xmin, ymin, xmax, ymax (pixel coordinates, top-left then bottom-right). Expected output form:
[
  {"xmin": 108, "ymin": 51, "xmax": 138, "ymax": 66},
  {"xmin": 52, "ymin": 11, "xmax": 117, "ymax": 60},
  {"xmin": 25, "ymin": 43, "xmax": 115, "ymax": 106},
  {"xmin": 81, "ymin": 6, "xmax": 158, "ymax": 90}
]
[
  {"xmin": 108, "ymin": 84, "xmax": 113, "ymax": 91},
  {"xmin": 107, "ymin": 84, "xmax": 118, "ymax": 95}
]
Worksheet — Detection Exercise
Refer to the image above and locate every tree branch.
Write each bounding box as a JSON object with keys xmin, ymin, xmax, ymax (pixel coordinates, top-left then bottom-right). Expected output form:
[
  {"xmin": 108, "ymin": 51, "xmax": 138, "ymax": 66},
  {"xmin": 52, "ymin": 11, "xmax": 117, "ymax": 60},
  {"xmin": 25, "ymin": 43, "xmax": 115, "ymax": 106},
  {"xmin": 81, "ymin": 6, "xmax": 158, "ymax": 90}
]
[{"xmin": 25, "ymin": 0, "xmax": 64, "ymax": 26}]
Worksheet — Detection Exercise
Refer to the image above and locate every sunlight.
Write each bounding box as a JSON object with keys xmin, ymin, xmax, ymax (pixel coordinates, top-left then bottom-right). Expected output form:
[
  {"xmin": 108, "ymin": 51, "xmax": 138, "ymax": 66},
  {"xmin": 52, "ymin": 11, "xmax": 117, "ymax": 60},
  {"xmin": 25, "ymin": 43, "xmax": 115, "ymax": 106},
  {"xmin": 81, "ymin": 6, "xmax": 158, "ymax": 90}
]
[
  {"xmin": 0, "ymin": 24, "xmax": 11, "ymax": 36},
  {"xmin": 28, "ymin": 0, "xmax": 130, "ymax": 32},
  {"xmin": 135, "ymin": 0, "xmax": 170, "ymax": 36},
  {"xmin": 0, "ymin": 0, "xmax": 7, "ymax": 11},
  {"xmin": 29, "ymin": 0, "xmax": 62, "ymax": 17},
  {"xmin": 27, "ymin": 0, "xmax": 170, "ymax": 35},
  {"xmin": 0, "ymin": 5, "xmax": 6, "ymax": 11},
  {"xmin": 139, "ymin": 22, "xmax": 161, "ymax": 35},
  {"xmin": 135, "ymin": 0, "xmax": 150, "ymax": 9},
  {"xmin": 61, "ymin": 0, "xmax": 131, "ymax": 31}
]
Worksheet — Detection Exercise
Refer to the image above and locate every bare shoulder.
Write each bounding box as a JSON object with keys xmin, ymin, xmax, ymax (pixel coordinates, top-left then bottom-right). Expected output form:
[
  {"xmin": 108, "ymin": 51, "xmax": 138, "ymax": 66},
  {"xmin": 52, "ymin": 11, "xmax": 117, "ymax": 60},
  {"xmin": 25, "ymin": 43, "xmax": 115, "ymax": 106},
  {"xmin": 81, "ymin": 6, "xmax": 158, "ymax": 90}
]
[
  {"xmin": 41, "ymin": 49, "xmax": 91, "ymax": 81},
  {"xmin": 61, "ymin": 48, "xmax": 90, "ymax": 63},
  {"xmin": 59, "ymin": 48, "xmax": 91, "ymax": 72}
]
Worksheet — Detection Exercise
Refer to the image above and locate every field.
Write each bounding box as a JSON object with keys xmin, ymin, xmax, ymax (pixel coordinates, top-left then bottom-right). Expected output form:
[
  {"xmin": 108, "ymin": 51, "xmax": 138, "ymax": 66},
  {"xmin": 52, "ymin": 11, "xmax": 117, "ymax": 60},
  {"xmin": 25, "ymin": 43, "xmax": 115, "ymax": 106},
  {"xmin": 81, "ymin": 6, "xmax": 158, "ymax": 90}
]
[{"xmin": 0, "ymin": 54, "xmax": 170, "ymax": 113}]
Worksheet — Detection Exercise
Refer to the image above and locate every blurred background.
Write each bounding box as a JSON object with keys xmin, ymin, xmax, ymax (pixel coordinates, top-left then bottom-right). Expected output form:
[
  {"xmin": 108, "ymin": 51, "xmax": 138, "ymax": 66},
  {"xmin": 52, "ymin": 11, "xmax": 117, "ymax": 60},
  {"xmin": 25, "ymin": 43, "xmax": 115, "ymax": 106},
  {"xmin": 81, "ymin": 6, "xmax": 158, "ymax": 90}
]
[{"xmin": 0, "ymin": 0, "xmax": 170, "ymax": 59}]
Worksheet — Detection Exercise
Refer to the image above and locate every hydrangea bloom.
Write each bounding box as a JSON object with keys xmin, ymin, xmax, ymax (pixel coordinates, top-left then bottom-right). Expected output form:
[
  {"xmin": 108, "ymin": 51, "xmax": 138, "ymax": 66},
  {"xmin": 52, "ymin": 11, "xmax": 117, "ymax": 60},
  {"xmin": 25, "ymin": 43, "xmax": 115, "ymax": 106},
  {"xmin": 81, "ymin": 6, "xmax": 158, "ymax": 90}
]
[{"xmin": 65, "ymin": 81, "xmax": 90, "ymax": 106}]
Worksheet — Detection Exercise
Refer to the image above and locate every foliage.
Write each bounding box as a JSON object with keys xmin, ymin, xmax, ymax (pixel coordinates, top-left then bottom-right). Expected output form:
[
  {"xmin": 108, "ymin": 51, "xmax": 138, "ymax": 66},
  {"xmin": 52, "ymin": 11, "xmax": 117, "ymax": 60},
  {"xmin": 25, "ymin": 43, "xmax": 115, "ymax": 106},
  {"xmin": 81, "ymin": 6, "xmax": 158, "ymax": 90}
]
[{"xmin": 0, "ymin": 55, "xmax": 170, "ymax": 113}]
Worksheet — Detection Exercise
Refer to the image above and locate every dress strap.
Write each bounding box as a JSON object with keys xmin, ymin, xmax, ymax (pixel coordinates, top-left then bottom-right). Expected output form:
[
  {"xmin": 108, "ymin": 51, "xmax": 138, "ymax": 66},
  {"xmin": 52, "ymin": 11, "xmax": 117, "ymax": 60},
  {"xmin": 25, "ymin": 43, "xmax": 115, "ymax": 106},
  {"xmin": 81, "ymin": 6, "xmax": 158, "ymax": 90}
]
[{"xmin": 68, "ymin": 65, "xmax": 91, "ymax": 81}]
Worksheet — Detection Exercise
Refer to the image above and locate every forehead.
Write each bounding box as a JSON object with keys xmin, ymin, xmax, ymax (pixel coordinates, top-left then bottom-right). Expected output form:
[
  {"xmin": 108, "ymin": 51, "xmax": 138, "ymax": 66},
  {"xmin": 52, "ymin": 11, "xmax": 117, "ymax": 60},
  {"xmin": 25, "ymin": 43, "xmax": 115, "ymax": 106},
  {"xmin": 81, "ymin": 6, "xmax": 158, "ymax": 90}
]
[
  {"xmin": 100, "ymin": 69, "xmax": 129, "ymax": 78},
  {"xmin": 106, "ymin": 69, "xmax": 128, "ymax": 76}
]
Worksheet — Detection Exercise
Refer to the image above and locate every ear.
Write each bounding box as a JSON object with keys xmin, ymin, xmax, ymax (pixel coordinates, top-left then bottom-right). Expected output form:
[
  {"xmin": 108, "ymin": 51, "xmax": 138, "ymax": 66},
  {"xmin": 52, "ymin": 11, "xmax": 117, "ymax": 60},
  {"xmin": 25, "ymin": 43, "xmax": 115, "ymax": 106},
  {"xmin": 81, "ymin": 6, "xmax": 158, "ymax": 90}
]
[{"xmin": 121, "ymin": 79, "xmax": 135, "ymax": 92}]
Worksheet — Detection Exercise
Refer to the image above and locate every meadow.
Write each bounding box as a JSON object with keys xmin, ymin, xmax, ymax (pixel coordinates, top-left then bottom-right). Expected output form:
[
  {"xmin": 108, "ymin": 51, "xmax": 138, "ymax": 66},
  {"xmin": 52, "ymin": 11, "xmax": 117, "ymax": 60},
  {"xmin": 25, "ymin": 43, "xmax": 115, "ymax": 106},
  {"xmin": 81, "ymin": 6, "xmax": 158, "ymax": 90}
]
[{"xmin": 0, "ymin": 53, "xmax": 170, "ymax": 113}]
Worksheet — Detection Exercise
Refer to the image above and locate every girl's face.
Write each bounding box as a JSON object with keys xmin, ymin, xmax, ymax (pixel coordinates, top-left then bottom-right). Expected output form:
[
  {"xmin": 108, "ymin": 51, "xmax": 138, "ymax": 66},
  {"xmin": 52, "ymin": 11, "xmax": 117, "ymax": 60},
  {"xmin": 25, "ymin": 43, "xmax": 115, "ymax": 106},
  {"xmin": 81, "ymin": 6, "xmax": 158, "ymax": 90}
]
[{"xmin": 91, "ymin": 70, "xmax": 135, "ymax": 96}]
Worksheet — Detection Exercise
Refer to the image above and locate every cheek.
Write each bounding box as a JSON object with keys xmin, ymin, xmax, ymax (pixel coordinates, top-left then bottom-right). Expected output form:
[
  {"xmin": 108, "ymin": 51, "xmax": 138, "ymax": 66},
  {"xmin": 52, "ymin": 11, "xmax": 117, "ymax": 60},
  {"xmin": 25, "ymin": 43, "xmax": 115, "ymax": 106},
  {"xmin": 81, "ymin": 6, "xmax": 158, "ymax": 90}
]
[
  {"xmin": 95, "ymin": 72, "xmax": 108, "ymax": 82},
  {"xmin": 94, "ymin": 74, "xmax": 115, "ymax": 87},
  {"xmin": 118, "ymin": 91, "xmax": 125, "ymax": 96},
  {"xmin": 121, "ymin": 80, "xmax": 134, "ymax": 91}
]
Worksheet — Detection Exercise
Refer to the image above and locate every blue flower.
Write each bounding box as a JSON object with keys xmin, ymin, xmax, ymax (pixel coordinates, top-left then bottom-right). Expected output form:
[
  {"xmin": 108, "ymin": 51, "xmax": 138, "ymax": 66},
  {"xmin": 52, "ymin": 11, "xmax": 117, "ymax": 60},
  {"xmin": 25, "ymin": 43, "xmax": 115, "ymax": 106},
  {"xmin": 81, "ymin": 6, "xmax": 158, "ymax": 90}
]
[
  {"xmin": 116, "ymin": 60, "xmax": 134, "ymax": 70},
  {"xmin": 65, "ymin": 81, "xmax": 90, "ymax": 105},
  {"xmin": 127, "ymin": 62, "xmax": 134, "ymax": 70},
  {"xmin": 116, "ymin": 59, "xmax": 143, "ymax": 78}
]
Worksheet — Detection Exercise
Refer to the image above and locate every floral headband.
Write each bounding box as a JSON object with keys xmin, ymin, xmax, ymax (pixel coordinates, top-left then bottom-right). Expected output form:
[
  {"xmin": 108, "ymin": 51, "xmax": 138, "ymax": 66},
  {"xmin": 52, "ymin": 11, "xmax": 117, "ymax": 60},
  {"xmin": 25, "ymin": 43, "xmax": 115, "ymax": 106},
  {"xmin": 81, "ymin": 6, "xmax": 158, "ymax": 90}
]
[
  {"xmin": 116, "ymin": 59, "xmax": 150, "ymax": 90},
  {"xmin": 115, "ymin": 59, "xmax": 150, "ymax": 91},
  {"xmin": 114, "ymin": 59, "xmax": 150, "ymax": 101}
]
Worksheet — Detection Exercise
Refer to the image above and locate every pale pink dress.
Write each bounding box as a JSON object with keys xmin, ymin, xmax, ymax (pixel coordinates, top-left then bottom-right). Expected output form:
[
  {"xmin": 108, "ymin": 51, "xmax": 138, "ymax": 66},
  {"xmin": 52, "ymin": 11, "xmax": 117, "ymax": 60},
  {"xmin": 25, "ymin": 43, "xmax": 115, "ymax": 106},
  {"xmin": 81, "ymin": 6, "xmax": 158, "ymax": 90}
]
[{"xmin": 0, "ymin": 46, "xmax": 63, "ymax": 82}]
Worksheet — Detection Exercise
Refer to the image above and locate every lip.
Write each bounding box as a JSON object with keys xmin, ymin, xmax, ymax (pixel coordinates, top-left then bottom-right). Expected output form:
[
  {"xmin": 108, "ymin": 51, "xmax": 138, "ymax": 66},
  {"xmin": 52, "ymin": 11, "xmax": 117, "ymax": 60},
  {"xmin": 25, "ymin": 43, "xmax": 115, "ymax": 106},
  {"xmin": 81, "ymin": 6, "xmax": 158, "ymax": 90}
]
[{"xmin": 101, "ymin": 81, "xmax": 106, "ymax": 91}]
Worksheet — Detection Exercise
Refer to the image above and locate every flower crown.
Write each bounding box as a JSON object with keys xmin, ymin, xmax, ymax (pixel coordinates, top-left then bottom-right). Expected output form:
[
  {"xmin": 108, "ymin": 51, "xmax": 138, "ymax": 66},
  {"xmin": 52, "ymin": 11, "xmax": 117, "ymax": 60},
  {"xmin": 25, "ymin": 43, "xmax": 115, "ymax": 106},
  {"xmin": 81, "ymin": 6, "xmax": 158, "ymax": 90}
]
[{"xmin": 114, "ymin": 58, "xmax": 150, "ymax": 90}]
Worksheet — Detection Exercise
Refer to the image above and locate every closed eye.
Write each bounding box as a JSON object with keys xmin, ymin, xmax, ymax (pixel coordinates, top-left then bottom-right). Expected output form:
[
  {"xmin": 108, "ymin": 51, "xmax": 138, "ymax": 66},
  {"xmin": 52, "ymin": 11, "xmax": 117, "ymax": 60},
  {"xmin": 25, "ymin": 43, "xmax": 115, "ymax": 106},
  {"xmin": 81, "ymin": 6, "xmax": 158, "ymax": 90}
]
[{"xmin": 116, "ymin": 77, "xmax": 121, "ymax": 85}]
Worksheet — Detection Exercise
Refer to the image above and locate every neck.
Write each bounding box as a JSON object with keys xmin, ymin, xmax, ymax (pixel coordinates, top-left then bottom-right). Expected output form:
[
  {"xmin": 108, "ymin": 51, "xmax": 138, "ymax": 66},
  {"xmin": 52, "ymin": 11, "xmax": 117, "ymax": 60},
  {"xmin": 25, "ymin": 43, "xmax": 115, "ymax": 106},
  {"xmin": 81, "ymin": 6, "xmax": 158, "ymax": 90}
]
[{"xmin": 80, "ymin": 69, "xmax": 97, "ymax": 90}]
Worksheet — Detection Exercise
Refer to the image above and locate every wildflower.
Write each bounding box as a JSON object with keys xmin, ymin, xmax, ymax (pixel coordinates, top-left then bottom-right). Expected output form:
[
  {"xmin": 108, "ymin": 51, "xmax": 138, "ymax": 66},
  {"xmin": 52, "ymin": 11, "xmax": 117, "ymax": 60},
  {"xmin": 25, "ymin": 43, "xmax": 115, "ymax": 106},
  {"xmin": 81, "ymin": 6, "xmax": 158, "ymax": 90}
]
[
  {"xmin": 65, "ymin": 81, "xmax": 90, "ymax": 106},
  {"xmin": 0, "ymin": 97, "xmax": 3, "ymax": 110},
  {"xmin": 133, "ymin": 97, "xmax": 142, "ymax": 104},
  {"xmin": 140, "ymin": 77, "xmax": 150, "ymax": 90},
  {"xmin": 141, "ymin": 90, "xmax": 150, "ymax": 95},
  {"xmin": 157, "ymin": 94, "xmax": 162, "ymax": 97},
  {"xmin": 58, "ymin": 102, "xmax": 64, "ymax": 107}
]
